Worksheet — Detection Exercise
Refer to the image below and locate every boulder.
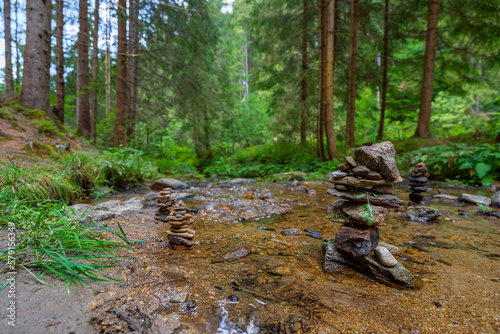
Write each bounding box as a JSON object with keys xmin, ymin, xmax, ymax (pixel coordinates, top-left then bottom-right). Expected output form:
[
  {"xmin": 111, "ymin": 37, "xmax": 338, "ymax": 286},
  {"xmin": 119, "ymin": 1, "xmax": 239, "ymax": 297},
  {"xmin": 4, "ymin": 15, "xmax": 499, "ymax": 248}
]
[
  {"xmin": 459, "ymin": 193, "xmax": 491, "ymax": 206},
  {"xmin": 335, "ymin": 225, "xmax": 380, "ymax": 257},
  {"xmin": 151, "ymin": 178, "xmax": 188, "ymax": 190},
  {"xmin": 351, "ymin": 165, "xmax": 382, "ymax": 180},
  {"xmin": 341, "ymin": 202, "xmax": 389, "ymax": 225},
  {"xmin": 491, "ymin": 191, "xmax": 500, "ymax": 208},
  {"xmin": 406, "ymin": 206, "xmax": 441, "ymax": 222},
  {"xmin": 323, "ymin": 240, "xmax": 423, "ymax": 289},
  {"xmin": 332, "ymin": 175, "xmax": 403, "ymax": 188},
  {"xmin": 327, "ymin": 188, "xmax": 403, "ymax": 208},
  {"xmin": 354, "ymin": 141, "xmax": 400, "ymax": 180}
]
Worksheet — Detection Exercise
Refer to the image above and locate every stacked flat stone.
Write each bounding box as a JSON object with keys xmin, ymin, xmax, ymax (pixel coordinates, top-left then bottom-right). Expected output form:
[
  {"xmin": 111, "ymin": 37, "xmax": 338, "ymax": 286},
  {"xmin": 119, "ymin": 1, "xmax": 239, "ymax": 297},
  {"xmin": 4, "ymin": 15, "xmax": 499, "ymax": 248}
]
[
  {"xmin": 328, "ymin": 142, "xmax": 404, "ymax": 261},
  {"xmin": 408, "ymin": 162, "xmax": 430, "ymax": 205},
  {"xmin": 154, "ymin": 188, "xmax": 195, "ymax": 248}
]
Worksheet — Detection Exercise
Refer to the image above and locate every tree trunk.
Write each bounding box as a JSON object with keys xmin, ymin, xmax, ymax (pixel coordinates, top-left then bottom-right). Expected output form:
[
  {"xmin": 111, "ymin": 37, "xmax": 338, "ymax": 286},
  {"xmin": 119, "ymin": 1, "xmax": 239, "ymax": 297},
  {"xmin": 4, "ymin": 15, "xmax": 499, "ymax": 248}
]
[
  {"xmin": 415, "ymin": 0, "xmax": 440, "ymax": 137},
  {"xmin": 346, "ymin": 0, "xmax": 359, "ymax": 148},
  {"xmin": 20, "ymin": 0, "xmax": 51, "ymax": 112},
  {"xmin": 4, "ymin": 0, "xmax": 14, "ymax": 92},
  {"xmin": 77, "ymin": 0, "xmax": 91, "ymax": 138},
  {"xmin": 204, "ymin": 106, "xmax": 213, "ymax": 161},
  {"xmin": 127, "ymin": 0, "xmax": 139, "ymax": 144},
  {"xmin": 55, "ymin": 0, "xmax": 65, "ymax": 124},
  {"xmin": 377, "ymin": 0, "xmax": 389, "ymax": 141},
  {"xmin": 90, "ymin": 0, "xmax": 100, "ymax": 144},
  {"xmin": 105, "ymin": 5, "xmax": 111, "ymax": 116},
  {"xmin": 317, "ymin": 0, "xmax": 326, "ymax": 161},
  {"xmin": 300, "ymin": 0, "xmax": 308, "ymax": 146},
  {"xmin": 325, "ymin": 0, "xmax": 338, "ymax": 160},
  {"xmin": 14, "ymin": 0, "xmax": 20, "ymax": 89},
  {"xmin": 114, "ymin": 0, "xmax": 128, "ymax": 146}
]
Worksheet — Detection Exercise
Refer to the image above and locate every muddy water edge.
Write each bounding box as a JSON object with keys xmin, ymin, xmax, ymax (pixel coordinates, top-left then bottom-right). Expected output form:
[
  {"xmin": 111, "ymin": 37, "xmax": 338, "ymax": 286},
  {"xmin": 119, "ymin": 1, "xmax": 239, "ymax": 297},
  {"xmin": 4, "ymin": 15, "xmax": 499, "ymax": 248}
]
[{"xmin": 1, "ymin": 180, "xmax": 499, "ymax": 333}]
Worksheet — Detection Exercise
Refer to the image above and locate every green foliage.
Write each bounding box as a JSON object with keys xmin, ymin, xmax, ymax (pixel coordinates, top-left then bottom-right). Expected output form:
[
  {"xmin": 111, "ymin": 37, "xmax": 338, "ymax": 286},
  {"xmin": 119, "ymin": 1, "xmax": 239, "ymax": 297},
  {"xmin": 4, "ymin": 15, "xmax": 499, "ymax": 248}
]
[
  {"xmin": 0, "ymin": 179, "xmax": 132, "ymax": 294},
  {"xmin": 398, "ymin": 143, "xmax": 500, "ymax": 186},
  {"xmin": 31, "ymin": 119, "xmax": 63, "ymax": 137},
  {"xmin": 61, "ymin": 151, "xmax": 100, "ymax": 191}
]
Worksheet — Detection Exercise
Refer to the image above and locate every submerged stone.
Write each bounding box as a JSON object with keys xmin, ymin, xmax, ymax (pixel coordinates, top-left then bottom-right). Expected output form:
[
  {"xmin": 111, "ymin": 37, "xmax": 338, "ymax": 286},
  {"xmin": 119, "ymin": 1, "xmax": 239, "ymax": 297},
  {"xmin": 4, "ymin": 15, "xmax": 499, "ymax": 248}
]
[
  {"xmin": 407, "ymin": 206, "xmax": 441, "ymax": 222},
  {"xmin": 281, "ymin": 228, "xmax": 300, "ymax": 236},
  {"xmin": 323, "ymin": 240, "xmax": 423, "ymax": 289}
]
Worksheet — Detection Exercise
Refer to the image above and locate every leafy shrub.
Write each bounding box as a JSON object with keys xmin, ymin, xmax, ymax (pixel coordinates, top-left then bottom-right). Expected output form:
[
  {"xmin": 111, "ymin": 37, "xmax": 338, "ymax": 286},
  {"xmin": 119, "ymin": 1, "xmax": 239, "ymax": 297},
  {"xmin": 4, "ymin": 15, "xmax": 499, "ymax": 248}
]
[
  {"xmin": 61, "ymin": 151, "xmax": 100, "ymax": 191},
  {"xmin": 398, "ymin": 143, "xmax": 500, "ymax": 186}
]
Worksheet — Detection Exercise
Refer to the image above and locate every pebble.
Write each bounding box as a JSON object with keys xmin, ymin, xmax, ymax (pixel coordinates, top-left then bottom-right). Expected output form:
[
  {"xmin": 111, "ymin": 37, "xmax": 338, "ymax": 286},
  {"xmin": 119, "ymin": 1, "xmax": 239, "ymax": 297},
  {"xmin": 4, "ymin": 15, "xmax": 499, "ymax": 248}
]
[
  {"xmin": 375, "ymin": 246, "xmax": 399, "ymax": 267},
  {"xmin": 257, "ymin": 226, "xmax": 276, "ymax": 231},
  {"xmin": 281, "ymin": 228, "xmax": 300, "ymax": 236},
  {"xmin": 304, "ymin": 229, "xmax": 322, "ymax": 236}
]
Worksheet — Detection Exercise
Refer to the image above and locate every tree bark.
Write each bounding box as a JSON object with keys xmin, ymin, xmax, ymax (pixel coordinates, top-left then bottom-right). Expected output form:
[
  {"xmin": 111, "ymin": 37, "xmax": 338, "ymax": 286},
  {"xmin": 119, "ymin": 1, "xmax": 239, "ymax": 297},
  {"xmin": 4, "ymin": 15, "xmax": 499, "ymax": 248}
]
[
  {"xmin": 90, "ymin": 0, "xmax": 99, "ymax": 144},
  {"xmin": 325, "ymin": 0, "xmax": 338, "ymax": 160},
  {"xmin": 4, "ymin": 0, "xmax": 14, "ymax": 92},
  {"xmin": 300, "ymin": 0, "xmax": 308, "ymax": 146},
  {"xmin": 20, "ymin": 0, "xmax": 51, "ymax": 112},
  {"xmin": 346, "ymin": 0, "xmax": 359, "ymax": 148},
  {"xmin": 55, "ymin": 0, "xmax": 65, "ymax": 124},
  {"xmin": 204, "ymin": 106, "xmax": 213, "ymax": 161},
  {"xmin": 114, "ymin": 0, "xmax": 128, "ymax": 146},
  {"xmin": 317, "ymin": 0, "xmax": 326, "ymax": 161},
  {"xmin": 377, "ymin": 0, "xmax": 389, "ymax": 141},
  {"xmin": 415, "ymin": 0, "xmax": 440, "ymax": 137},
  {"xmin": 127, "ymin": 0, "xmax": 139, "ymax": 144},
  {"xmin": 77, "ymin": 0, "xmax": 91, "ymax": 138},
  {"xmin": 14, "ymin": 0, "xmax": 20, "ymax": 89}
]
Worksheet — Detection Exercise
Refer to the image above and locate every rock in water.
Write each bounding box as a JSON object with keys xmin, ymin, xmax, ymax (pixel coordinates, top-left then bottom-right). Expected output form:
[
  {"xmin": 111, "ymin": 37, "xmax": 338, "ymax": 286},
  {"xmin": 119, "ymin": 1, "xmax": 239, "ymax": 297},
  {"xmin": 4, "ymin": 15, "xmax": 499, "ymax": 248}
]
[
  {"xmin": 491, "ymin": 191, "xmax": 500, "ymax": 208},
  {"xmin": 374, "ymin": 246, "xmax": 398, "ymax": 267},
  {"xmin": 459, "ymin": 193, "xmax": 492, "ymax": 206},
  {"xmin": 167, "ymin": 236, "xmax": 194, "ymax": 247},
  {"xmin": 323, "ymin": 240, "xmax": 423, "ymax": 289},
  {"xmin": 407, "ymin": 206, "xmax": 441, "ymax": 222},
  {"xmin": 354, "ymin": 141, "xmax": 400, "ymax": 180},
  {"xmin": 281, "ymin": 228, "xmax": 300, "ymax": 236},
  {"xmin": 151, "ymin": 178, "xmax": 188, "ymax": 190},
  {"xmin": 335, "ymin": 225, "xmax": 380, "ymax": 257},
  {"xmin": 327, "ymin": 188, "xmax": 404, "ymax": 208}
]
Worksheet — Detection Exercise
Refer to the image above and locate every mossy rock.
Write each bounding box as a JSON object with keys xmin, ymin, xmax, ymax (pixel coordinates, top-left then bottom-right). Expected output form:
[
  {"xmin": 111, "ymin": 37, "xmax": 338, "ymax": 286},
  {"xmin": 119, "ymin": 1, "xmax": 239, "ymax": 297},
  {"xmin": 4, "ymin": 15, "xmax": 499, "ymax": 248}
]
[{"xmin": 23, "ymin": 142, "xmax": 56, "ymax": 157}]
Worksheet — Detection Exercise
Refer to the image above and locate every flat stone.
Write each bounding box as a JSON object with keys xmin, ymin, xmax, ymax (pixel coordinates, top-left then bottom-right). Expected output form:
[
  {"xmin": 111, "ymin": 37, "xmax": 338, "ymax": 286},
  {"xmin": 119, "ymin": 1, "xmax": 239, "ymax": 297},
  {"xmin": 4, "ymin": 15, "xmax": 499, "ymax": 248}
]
[
  {"xmin": 354, "ymin": 141, "xmax": 400, "ymax": 180},
  {"xmin": 162, "ymin": 290, "xmax": 188, "ymax": 305},
  {"xmin": 415, "ymin": 167, "xmax": 428, "ymax": 173},
  {"xmin": 409, "ymin": 176, "xmax": 428, "ymax": 185},
  {"xmin": 267, "ymin": 266, "xmax": 293, "ymax": 276},
  {"xmin": 407, "ymin": 206, "xmax": 441, "ymax": 222},
  {"xmin": 154, "ymin": 214, "xmax": 172, "ymax": 222},
  {"xmin": 170, "ymin": 227, "xmax": 190, "ymax": 233},
  {"xmin": 491, "ymin": 191, "xmax": 500, "ymax": 208},
  {"xmin": 168, "ymin": 236, "xmax": 194, "ymax": 247},
  {"xmin": 281, "ymin": 228, "xmax": 300, "ymax": 236},
  {"xmin": 417, "ymin": 162, "xmax": 426, "ymax": 167},
  {"xmin": 345, "ymin": 156, "xmax": 358, "ymax": 168},
  {"xmin": 423, "ymin": 172, "xmax": 430, "ymax": 178},
  {"xmin": 327, "ymin": 188, "xmax": 403, "ymax": 208},
  {"xmin": 335, "ymin": 184, "xmax": 349, "ymax": 191},
  {"xmin": 171, "ymin": 193, "xmax": 195, "ymax": 201},
  {"xmin": 332, "ymin": 175, "xmax": 403, "ymax": 188},
  {"xmin": 151, "ymin": 178, "xmax": 188, "ymax": 190},
  {"xmin": 341, "ymin": 202, "xmax": 389, "ymax": 225},
  {"xmin": 331, "ymin": 171, "xmax": 348, "ymax": 179},
  {"xmin": 166, "ymin": 230, "xmax": 195, "ymax": 238},
  {"xmin": 338, "ymin": 164, "xmax": 351, "ymax": 172},
  {"xmin": 323, "ymin": 240, "xmax": 423, "ymax": 289},
  {"xmin": 459, "ymin": 193, "xmax": 492, "ymax": 206},
  {"xmin": 227, "ymin": 178, "xmax": 255, "ymax": 184},
  {"xmin": 375, "ymin": 246, "xmax": 398, "ymax": 267},
  {"xmin": 410, "ymin": 186, "xmax": 427, "ymax": 193},
  {"xmin": 331, "ymin": 199, "xmax": 349, "ymax": 211},
  {"xmin": 378, "ymin": 241, "xmax": 402, "ymax": 255},
  {"xmin": 409, "ymin": 192, "xmax": 425, "ymax": 203},
  {"xmin": 212, "ymin": 248, "xmax": 250, "ymax": 263},
  {"xmin": 369, "ymin": 185, "xmax": 398, "ymax": 195},
  {"xmin": 351, "ymin": 166, "xmax": 383, "ymax": 180},
  {"xmin": 335, "ymin": 225, "xmax": 380, "ymax": 257},
  {"xmin": 432, "ymin": 194, "xmax": 458, "ymax": 201}
]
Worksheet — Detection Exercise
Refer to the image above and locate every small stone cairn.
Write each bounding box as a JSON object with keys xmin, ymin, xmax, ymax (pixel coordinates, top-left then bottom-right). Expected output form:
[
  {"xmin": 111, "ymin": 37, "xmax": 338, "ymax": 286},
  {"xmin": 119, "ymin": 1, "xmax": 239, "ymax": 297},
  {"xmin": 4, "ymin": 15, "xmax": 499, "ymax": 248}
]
[
  {"xmin": 154, "ymin": 188, "xmax": 195, "ymax": 249},
  {"xmin": 324, "ymin": 141, "xmax": 422, "ymax": 288},
  {"xmin": 408, "ymin": 162, "xmax": 430, "ymax": 205}
]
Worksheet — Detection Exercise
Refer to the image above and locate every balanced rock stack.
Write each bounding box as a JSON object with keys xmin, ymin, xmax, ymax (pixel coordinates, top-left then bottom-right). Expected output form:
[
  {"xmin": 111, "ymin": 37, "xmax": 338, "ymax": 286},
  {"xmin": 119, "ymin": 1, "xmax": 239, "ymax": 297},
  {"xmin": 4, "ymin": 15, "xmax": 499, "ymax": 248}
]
[
  {"xmin": 324, "ymin": 142, "xmax": 422, "ymax": 289},
  {"xmin": 154, "ymin": 188, "xmax": 196, "ymax": 249},
  {"xmin": 408, "ymin": 162, "xmax": 430, "ymax": 205}
]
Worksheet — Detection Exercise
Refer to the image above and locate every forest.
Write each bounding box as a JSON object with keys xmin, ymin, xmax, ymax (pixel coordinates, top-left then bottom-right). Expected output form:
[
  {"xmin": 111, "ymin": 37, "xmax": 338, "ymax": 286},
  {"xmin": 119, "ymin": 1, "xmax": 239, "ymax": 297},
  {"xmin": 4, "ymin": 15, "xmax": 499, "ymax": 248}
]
[
  {"xmin": 1, "ymin": 0, "xmax": 499, "ymax": 183},
  {"xmin": 1, "ymin": 1, "xmax": 500, "ymax": 333}
]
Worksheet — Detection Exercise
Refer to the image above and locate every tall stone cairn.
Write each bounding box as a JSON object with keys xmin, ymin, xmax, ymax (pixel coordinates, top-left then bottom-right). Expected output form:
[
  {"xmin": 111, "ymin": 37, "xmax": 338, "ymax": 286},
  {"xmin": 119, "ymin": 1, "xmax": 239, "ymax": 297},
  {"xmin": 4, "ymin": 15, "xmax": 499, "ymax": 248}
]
[
  {"xmin": 408, "ymin": 162, "xmax": 430, "ymax": 205},
  {"xmin": 325, "ymin": 142, "xmax": 423, "ymax": 288},
  {"xmin": 154, "ymin": 188, "xmax": 195, "ymax": 249}
]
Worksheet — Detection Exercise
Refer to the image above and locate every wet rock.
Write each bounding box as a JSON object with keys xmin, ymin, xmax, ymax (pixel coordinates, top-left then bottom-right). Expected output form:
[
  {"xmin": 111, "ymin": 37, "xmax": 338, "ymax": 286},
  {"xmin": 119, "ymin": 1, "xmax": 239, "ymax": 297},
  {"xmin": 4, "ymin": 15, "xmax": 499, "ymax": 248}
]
[
  {"xmin": 66, "ymin": 197, "xmax": 150, "ymax": 223},
  {"xmin": 327, "ymin": 188, "xmax": 404, "ymax": 208},
  {"xmin": 369, "ymin": 185, "xmax": 398, "ymax": 195},
  {"xmin": 409, "ymin": 192, "xmax": 425, "ymax": 203},
  {"xmin": 459, "ymin": 193, "xmax": 492, "ymax": 206},
  {"xmin": 332, "ymin": 175, "xmax": 403, "ymax": 188},
  {"xmin": 491, "ymin": 191, "xmax": 500, "ymax": 208},
  {"xmin": 407, "ymin": 206, "xmax": 441, "ymax": 222},
  {"xmin": 378, "ymin": 241, "xmax": 402, "ymax": 255},
  {"xmin": 162, "ymin": 290, "xmax": 188, "ymax": 304},
  {"xmin": 459, "ymin": 212, "xmax": 469, "ymax": 217},
  {"xmin": 345, "ymin": 156, "xmax": 358, "ymax": 168},
  {"xmin": 375, "ymin": 246, "xmax": 398, "ymax": 267},
  {"xmin": 477, "ymin": 210, "xmax": 500, "ymax": 219},
  {"xmin": 306, "ymin": 233, "xmax": 322, "ymax": 240},
  {"xmin": 227, "ymin": 178, "xmax": 255, "ymax": 184},
  {"xmin": 338, "ymin": 164, "xmax": 351, "ymax": 172},
  {"xmin": 304, "ymin": 229, "xmax": 322, "ymax": 236},
  {"xmin": 409, "ymin": 176, "xmax": 429, "ymax": 185},
  {"xmin": 151, "ymin": 178, "xmax": 188, "ymax": 190},
  {"xmin": 197, "ymin": 202, "xmax": 219, "ymax": 211},
  {"xmin": 432, "ymin": 194, "xmax": 458, "ymax": 201},
  {"xmin": 331, "ymin": 171, "xmax": 348, "ymax": 179},
  {"xmin": 167, "ymin": 236, "xmax": 194, "ymax": 247},
  {"xmin": 227, "ymin": 295, "xmax": 239, "ymax": 303},
  {"xmin": 335, "ymin": 184, "xmax": 350, "ymax": 191},
  {"xmin": 354, "ymin": 141, "xmax": 400, "ymax": 180},
  {"xmin": 341, "ymin": 202, "xmax": 388, "ymax": 225},
  {"xmin": 331, "ymin": 199, "xmax": 349, "ymax": 211},
  {"xmin": 171, "ymin": 192, "xmax": 195, "ymax": 201},
  {"xmin": 351, "ymin": 166, "xmax": 383, "ymax": 180},
  {"xmin": 186, "ymin": 300, "xmax": 197, "ymax": 310},
  {"xmin": 267, "ymin": 266, "xmax": 292, "ymax": 276},
  {"xmin": 211, "ymin": 248, "xmax": 250, "ymax": 263},
  {"xmin": 257, "ymin": 226, "xmax": 276, "ymax": 231},
  {"xmin": 335, "ymin": 225, "xmax": 380, "ymax": 257},
  {"xmin": 281, "ymin": 228, "xmax": 300, "ymax": 236},
  {"xmin": 323, "ymin": 240, "xmax": 423, "ymax": 289}
]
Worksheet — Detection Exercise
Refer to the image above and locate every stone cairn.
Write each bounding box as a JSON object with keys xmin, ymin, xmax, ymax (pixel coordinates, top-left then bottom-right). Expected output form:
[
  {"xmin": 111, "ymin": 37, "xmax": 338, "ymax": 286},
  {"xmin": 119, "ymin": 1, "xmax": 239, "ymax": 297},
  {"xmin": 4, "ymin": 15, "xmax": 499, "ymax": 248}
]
[
  {"xmin": 408, "ymin": 162, "xmax": 430, "ymax": 205},
  {"xmin": 324, "ymin": 141, "xmax": 422, "ymax": 288},
  {"xmin": 154, "ymin": 188, "xmax": 195, "ymax": 249}
]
